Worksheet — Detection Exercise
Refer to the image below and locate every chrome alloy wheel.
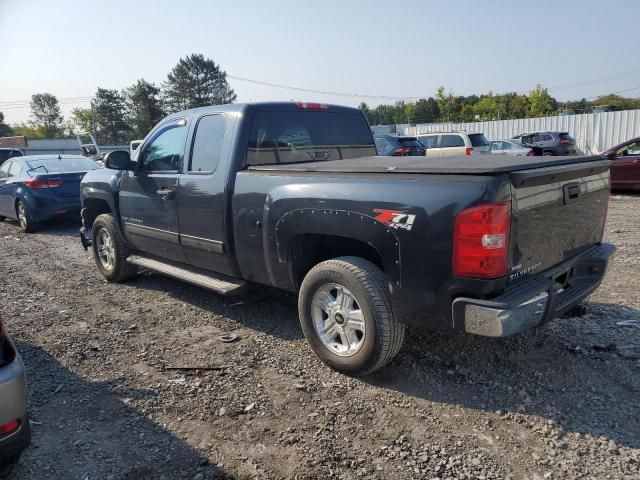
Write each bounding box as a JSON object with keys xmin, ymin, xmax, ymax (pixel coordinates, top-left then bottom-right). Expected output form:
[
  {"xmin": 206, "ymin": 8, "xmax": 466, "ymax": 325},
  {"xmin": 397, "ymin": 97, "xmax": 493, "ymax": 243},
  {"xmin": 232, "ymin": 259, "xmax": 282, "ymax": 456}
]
[
  {"xmin": 17, "ymin": 202, "xmax": 27, "ymax": 229},
  {"xmin": 96, "ymin": 228, "xmax": 115, "ymax": 271},
  {"xmin": 311, "ymin": 283, "xmax": 366, "ymax": 357}
]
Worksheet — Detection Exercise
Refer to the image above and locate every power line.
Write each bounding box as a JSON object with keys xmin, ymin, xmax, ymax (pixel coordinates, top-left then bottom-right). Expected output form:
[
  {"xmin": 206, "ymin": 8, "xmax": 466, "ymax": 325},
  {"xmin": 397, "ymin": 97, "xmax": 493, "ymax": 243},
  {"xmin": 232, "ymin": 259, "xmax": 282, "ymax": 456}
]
[
  {"xmin": 2, "ymin": 68, "xmax": 640, "ymax": 111},
  {"xmin": 547, "ymin": 67, "xmax": 640, "ymax": 92}
]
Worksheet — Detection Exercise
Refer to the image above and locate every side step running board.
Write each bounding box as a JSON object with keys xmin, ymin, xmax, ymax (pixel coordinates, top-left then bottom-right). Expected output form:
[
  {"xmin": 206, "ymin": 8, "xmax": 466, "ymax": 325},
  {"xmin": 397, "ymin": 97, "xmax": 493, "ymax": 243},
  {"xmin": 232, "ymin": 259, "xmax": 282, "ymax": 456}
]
[{"xmin": 127, "ymin": 255, "xmax": 246, "ymax": 295}]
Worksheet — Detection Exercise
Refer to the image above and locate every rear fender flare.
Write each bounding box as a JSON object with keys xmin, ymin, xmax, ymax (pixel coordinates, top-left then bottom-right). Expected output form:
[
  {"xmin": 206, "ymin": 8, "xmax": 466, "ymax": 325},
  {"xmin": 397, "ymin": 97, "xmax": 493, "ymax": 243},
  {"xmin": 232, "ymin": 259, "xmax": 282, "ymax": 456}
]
[{"xmin": 273, "ymin": 208, "xmax": 402, "ymax": 287}]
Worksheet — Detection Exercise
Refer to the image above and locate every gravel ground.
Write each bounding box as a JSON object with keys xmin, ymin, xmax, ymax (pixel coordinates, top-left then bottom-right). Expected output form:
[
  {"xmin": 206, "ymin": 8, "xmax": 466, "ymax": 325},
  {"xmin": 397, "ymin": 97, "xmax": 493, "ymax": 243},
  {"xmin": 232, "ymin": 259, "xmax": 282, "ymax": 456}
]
[{"xmin": 0, "ymin": 194, "xmax": 638, "ymax": 480}]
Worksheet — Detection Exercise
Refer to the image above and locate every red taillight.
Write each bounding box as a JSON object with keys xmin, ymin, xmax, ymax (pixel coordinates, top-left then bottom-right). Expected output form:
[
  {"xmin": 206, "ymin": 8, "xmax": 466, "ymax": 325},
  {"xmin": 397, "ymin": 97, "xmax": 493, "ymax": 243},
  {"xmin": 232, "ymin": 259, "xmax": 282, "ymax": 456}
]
[
  {"xmin": 559, "ymin": 139, "xmax": 571, "ymax": 145},
  {"xmin": 453, "ymin": 202, "xmax": 511, "ymax": 279},
  {"xmin": 294, "ymin": 102, "xmax": 330, "ymax": 110},
  {"xmin": 0, "ymin": 420, "xmax": 19, "ymax": 437},
  {"xmin": 465, "ymin": 147, "xmax": 473, "ymax": 155},
  {"xmin": 393, "ymin": 147, "xmax": 411, "ymax": 156},
  {"xmin": 23, "ymin": 179, "xmax": 63, "ymax": 189}
]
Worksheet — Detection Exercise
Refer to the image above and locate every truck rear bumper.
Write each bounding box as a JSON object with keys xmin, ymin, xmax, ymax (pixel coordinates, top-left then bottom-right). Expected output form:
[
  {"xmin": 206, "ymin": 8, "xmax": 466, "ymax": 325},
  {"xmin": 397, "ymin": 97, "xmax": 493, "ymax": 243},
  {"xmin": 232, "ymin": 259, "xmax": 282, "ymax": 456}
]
[{"xmin": 452, "ymin": 243, "xmax": 615, "ymax": 337}]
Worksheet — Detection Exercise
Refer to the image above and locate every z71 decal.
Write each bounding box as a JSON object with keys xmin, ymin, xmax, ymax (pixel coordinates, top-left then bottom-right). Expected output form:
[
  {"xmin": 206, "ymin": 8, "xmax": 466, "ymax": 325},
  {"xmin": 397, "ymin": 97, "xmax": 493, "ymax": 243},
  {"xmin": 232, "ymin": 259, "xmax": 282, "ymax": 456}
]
[{"xmin": 373, "ymin": 209, "xmax": 416, "ymax": 231}]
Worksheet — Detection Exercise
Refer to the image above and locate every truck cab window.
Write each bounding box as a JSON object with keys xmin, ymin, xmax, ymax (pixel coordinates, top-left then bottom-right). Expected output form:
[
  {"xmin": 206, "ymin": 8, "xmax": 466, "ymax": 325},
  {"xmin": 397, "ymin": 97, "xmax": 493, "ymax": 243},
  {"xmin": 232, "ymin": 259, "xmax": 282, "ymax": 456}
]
[
  {"xmin": 139, "ymin": 124, "xmax": 187, "ymax": 172},
  {"xmin": 189, "ymin": 115, "xmax": 226, "ymax": 173},
  {"xmin": 246, "ymin": 111, "xmax": 375, "ymax": 166}
]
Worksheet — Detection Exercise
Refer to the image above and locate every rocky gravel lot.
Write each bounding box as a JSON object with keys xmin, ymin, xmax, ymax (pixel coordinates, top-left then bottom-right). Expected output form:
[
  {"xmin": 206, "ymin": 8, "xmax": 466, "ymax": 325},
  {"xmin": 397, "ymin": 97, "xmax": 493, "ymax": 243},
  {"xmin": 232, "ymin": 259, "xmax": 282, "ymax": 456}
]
[{"xmin": 0, "ymin": 194, "xmax": 639, "ymax": 480}]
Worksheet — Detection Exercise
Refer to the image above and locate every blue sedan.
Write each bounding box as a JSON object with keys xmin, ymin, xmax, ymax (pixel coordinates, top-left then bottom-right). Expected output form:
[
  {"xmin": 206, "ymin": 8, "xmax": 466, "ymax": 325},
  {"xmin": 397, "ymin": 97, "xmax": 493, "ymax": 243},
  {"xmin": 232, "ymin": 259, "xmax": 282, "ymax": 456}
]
[{"xmin": 0, "ymin": 155, "xmax": 101, "ymax": 232}]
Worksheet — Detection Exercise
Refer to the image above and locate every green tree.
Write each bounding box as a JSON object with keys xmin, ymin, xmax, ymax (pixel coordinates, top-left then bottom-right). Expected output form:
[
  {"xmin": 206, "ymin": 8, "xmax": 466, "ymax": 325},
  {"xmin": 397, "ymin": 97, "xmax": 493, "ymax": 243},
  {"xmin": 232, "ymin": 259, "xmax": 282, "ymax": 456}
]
[
  {"xmin": 591, "ymin": 94, "xmax": 640, "ymax": 110},
  {"xmin": 528, "ymin": 84, "xmax": 556, "ymax": 117},
  {"xmin": 0, "ymin": 112, "xmax": 13, "ymax": 137},
  {"xmin": 412, "ymin": 98, "xmax": 440, "ymax": 124},
  {"xmin": 92, "ymin": 88, "xmax": 130, "ymax": 144},
  {"xmin": 125, "ymin": 79, "xmax": 165, "ymax": 139},
  {"xmin": 30, "ymin": 93, "xmax": 64, "ymax": 138},
  {"xmin": 163, "ymin": 54, "xmax": 236, "ymax": 112},
  {"xmin": 358, "ymin": 102, "xmax": 375, "ymax": 124},
  {"xmin": 71, "ymin": 107, "xmax": 94, "ymax": 133},
  {"xmin": 474, "ymin": 92, "xmax": 498, "ymax": 120},
  {"xmin": 12, "ymin": 122, "xmax": 45, "ymax": 138},
  {"xmin": 435, "ymin": 86, "xmax": 461, "ymax": 122},
  {"xmin": 403, "ymin": 102, "xmax": 416, "ymax": 124}
]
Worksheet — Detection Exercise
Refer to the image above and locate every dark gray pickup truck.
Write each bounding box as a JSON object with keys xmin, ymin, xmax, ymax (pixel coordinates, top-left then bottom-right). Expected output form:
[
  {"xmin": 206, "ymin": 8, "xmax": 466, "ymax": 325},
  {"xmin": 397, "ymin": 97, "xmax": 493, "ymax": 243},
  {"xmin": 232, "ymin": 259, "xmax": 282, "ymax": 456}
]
[{"xmin": 79, "ymin": 102, "xmax": 614, "ymax": 375}]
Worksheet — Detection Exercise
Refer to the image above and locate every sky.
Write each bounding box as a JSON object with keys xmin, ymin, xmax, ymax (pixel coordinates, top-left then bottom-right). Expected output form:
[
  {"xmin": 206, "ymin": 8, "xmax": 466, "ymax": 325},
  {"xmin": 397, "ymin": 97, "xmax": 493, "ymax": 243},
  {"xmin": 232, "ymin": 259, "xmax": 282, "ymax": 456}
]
[{"xmin": 1, "ymin": 0, "xmax": 640, "ymax": 124}]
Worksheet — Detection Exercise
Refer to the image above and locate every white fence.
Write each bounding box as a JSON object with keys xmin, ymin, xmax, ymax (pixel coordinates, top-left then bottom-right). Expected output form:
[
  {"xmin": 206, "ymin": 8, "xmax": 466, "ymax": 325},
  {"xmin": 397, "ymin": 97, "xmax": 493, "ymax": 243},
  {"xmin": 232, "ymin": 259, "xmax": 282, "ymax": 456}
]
[{"xmin": 401, "ymin": 109, "xmax": 640, "ymax": 155}]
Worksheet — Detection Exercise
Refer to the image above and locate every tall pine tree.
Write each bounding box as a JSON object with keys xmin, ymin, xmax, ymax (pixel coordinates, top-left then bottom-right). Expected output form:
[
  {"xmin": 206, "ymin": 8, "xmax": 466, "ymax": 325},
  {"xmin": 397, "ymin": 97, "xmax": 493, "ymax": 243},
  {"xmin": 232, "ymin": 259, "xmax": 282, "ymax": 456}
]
[
  {"xmin": 124, "ymin": 79, "xmax": 165, "ymax": 139},
  {"xmin": 163, "ymin": 54, "xmax": 236, "ymax": 112}
]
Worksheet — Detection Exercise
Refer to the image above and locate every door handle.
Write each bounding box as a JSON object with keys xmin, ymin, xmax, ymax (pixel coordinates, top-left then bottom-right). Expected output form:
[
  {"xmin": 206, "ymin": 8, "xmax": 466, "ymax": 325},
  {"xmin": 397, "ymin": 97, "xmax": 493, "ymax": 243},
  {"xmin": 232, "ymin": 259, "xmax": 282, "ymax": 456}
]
[{"xmin": 156, "ymin": 187, "xmax": 176, "ymax": 199}]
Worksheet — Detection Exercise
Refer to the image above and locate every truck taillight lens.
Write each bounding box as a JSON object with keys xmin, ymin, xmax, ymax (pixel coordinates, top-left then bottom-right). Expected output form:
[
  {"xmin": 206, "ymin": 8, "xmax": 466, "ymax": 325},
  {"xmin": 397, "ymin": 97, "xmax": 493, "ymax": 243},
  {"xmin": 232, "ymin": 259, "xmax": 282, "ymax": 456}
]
[
  {"xmin": 453, "ymin": 202, "xmax": 510, "ymax": 279},
  {"xmin": 465, "ymin": 147, "xmax": 473, "ymax": 155},
  {"xmin": 23, "ymin": 179, "xmax": 63, "ymax": 189}
]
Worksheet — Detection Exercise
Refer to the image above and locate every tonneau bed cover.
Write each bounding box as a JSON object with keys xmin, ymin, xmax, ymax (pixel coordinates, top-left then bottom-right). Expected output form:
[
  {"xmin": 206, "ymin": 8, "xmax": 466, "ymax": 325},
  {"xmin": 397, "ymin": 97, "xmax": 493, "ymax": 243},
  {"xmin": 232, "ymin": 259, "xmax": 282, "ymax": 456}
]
[{"xmin": 248, "ymin": 154, "xmax": 608, "ymax": 175}]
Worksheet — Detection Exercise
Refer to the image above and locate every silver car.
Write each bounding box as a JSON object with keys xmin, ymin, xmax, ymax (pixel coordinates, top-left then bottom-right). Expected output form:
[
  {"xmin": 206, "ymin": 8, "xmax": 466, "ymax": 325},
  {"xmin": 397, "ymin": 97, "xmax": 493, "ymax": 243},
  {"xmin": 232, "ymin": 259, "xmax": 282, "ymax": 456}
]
[
  {"xmin": 490, "ymin": 139, "xmax": 534, "ymax": 156},
  {"xmin": 0, "ymin": 317, "xmax": 30, "ymax": 465}
]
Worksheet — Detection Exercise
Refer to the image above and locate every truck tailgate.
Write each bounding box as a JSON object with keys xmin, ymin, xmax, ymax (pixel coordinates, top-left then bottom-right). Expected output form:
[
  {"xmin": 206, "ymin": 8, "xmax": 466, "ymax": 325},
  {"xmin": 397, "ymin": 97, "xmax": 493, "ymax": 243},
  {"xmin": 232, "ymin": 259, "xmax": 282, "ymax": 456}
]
[{"xmin": 508, "ymin": 159, "xmax": 610, "ymax": 283}]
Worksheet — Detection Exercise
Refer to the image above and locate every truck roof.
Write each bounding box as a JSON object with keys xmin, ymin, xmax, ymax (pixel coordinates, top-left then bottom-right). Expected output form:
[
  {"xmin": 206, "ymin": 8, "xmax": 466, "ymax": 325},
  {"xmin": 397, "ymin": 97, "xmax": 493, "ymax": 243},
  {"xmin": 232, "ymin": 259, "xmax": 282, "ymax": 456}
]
[
  {"xmin": 248, "ymin": 154, "xmax": 607, "ymax": 175},
  {"xmin": 165, "ymin": 102, "xmax": 362, "ymax": 120}
]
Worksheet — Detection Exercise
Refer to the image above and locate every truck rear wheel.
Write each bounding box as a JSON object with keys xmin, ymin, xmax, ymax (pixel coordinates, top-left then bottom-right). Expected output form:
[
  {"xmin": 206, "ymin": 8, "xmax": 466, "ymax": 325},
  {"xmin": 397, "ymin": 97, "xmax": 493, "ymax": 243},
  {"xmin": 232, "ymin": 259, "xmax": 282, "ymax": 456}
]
[
  {"xmin": 91, "ymin": 214, "xmax": 137, "ymax": 282},
  {"xmin": 298, "ymin": 256, "xmax": 405, "ymax": 375}
]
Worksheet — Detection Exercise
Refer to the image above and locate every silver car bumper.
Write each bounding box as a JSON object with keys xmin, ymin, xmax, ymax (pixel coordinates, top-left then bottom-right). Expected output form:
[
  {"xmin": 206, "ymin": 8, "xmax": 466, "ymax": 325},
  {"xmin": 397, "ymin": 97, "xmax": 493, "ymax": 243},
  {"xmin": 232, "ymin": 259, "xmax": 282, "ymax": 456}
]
[
  {"xmin": 0, "ymin": 346, "xmax": 30, "ymax": 462},
  {"xmin": 452, "ymin": 243, "xmax": 615, "ymax": 337}
]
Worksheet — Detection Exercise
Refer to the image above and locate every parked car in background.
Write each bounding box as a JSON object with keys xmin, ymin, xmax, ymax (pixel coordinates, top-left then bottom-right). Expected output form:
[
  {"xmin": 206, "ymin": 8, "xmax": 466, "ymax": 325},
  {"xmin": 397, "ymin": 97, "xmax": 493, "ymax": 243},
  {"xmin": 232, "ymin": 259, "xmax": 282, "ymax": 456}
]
[
  {"xmin": 416, "ymin": 132, "xmax": 490, "ymax": 156},
  {"xmin": 0, "ymin": 149, "xmax": 23, "ymax": 167},
  {"xmin": 0, "ymin": 155, "xmax": 101, "ymax": 232},
  {"xmin": 513, "ymin": 132, "xmax": 576, "ymax": 156},
  {"xmin": 374, "ymin": 135, "xmax": 426, "ymax": 156},
  {"xmin": 601, "ymin": 137, "xmax": 640, "ymax": 191},
  {"xmin": 0, "ymin": 316, "xmax": 30, "ymax": 465},
  {"xmin": 490, "ymin": 139, "xmax": 536, "ymax": 156}
]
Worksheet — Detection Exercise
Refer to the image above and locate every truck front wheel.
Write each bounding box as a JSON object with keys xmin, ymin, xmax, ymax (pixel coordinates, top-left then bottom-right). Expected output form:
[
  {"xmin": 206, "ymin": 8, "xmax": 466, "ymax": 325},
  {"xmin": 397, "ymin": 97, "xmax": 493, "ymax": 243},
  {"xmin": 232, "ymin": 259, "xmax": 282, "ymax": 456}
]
[
  {"xmin": 298, "ymin": 257, "xmax": 405, "ymax": 375},
  {"xmin": 91, "ymin": 214, "xmax": 137, "ymax": 282}
]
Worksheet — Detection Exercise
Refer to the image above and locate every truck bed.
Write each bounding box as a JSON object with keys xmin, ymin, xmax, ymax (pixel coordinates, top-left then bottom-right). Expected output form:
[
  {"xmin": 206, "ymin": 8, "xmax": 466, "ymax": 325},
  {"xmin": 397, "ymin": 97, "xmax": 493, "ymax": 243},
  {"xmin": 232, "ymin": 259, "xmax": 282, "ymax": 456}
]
[{"xmin": 248, "ymin": 154, "xmax": 607, "ymax": 175}]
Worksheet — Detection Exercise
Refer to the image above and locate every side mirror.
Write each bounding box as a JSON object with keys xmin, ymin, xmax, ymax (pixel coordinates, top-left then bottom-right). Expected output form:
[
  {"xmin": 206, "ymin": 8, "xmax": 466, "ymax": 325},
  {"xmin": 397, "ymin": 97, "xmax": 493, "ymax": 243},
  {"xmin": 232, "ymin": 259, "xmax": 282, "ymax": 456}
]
[
  {"xmin": 104, "ymin": 150, "xmax": 132, "ymax": 170},
  {"xmin": 605, "ymin": 151, "xmax": 617, "ymax": 160}
]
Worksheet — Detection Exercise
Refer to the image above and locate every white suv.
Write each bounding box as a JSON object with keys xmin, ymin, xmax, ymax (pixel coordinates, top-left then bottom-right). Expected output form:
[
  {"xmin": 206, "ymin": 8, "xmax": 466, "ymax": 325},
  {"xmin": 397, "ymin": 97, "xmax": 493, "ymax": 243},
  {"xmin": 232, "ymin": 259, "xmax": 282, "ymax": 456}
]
[{"xmin": 416, "ymin": 132, "xmax": 490, "ymax": 157}]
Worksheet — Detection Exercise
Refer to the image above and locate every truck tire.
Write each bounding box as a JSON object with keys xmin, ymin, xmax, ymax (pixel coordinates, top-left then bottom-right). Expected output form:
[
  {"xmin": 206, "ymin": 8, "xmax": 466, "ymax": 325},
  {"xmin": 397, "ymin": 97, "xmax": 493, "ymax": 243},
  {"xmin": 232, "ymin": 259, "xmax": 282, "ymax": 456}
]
[
  {"xmin": 298, "ymin": 256, "xmax": 405, "ymax": 375},
  {"xmin": 16, "ymin": 200, "xmax": 37, "ymax": 233},
  {"xmin": 91, "ymin": 214, "xmax": 137, "ymax": 282}
]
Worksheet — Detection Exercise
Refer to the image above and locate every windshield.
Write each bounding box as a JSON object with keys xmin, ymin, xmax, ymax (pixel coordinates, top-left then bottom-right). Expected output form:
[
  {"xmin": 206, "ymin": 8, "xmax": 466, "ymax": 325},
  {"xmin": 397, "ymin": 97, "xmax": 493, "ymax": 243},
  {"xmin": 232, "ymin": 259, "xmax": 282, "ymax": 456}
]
[
  {"xmin": 246, "ymin": 111, "xmax": 375, "ymax": 166},
  {"xmin": 469, "ymin": 133, "xmax": 489, "ymax": 147},
  {"xmin": 26, "ymin": 157, "xmax": 100, "ymax": 174}
]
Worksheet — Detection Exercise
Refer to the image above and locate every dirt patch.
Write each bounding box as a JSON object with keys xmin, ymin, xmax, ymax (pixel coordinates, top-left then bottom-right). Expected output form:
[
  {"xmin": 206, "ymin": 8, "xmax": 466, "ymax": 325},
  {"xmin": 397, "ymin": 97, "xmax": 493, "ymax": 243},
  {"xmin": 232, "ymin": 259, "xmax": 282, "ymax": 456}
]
[{"xmin": 0, "ymin": 196, "xmax": 639, "ymax": 479}]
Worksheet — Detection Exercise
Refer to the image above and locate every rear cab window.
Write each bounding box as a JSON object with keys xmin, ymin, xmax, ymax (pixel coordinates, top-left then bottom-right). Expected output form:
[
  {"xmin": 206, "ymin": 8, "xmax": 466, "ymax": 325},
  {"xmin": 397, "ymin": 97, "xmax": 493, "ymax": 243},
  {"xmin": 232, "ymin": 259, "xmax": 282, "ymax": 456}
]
[
  {"xmin": 246, "ymin": 110, "xmax": 375, "ymax": 166},
  {"xmin": 469, "ymin": 133, "xmax": 489, "ymax": 147},
  {"xmin": 189, "ymin": 115, "xmax": 226, "ymax": 173}
]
